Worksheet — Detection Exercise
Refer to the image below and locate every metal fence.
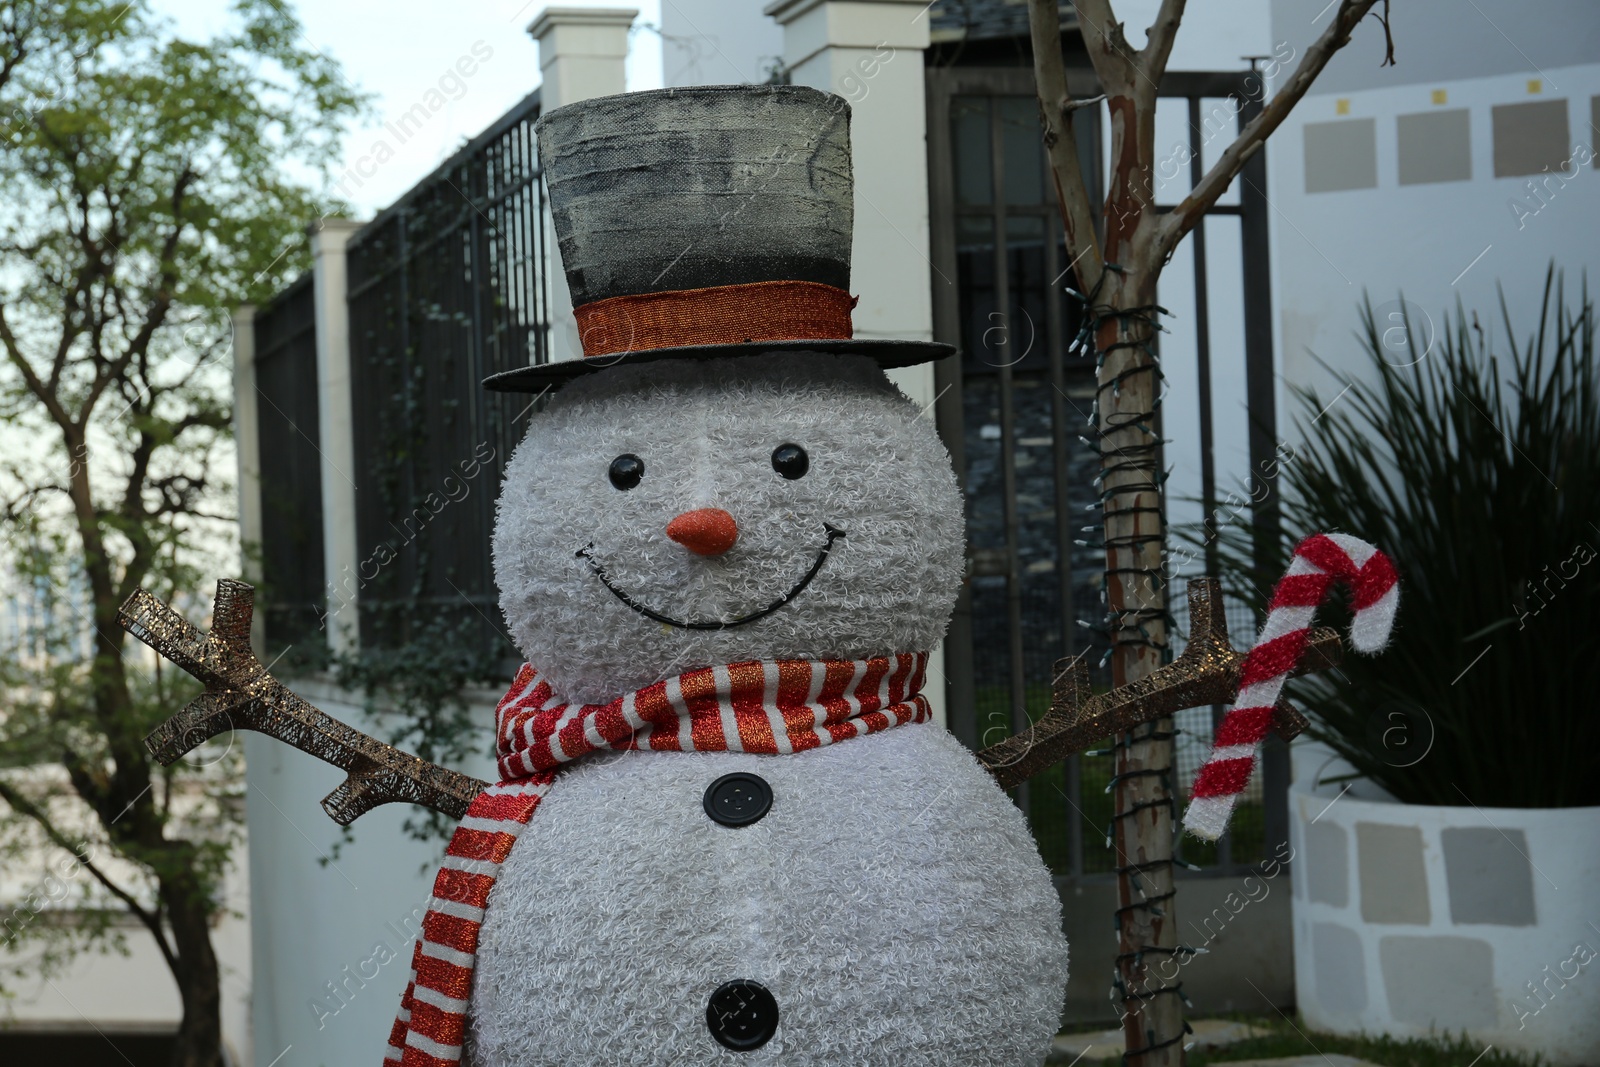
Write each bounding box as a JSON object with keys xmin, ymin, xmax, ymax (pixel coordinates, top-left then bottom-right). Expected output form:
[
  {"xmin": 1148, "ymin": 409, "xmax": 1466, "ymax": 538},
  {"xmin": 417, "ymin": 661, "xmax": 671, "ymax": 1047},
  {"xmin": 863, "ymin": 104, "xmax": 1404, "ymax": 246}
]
[
  {"xmin": 344, "ymin": 90, "xmax": 551, "ymax": 663},
  {"xmin": 252, "ymin": 273, "xmax": 326, "ymax": 659},
  {"xmin": 927, "ymin": 65, "xmax": 1283, "ymax": 878}
]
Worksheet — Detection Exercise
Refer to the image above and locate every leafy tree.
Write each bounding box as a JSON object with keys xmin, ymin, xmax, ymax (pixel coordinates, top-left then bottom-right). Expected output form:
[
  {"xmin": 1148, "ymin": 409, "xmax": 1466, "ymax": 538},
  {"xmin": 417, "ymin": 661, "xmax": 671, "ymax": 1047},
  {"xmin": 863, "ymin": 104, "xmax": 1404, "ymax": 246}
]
[{"xmin": 0, "ymin": 2, "xmax": 364, "ymax": 1064}]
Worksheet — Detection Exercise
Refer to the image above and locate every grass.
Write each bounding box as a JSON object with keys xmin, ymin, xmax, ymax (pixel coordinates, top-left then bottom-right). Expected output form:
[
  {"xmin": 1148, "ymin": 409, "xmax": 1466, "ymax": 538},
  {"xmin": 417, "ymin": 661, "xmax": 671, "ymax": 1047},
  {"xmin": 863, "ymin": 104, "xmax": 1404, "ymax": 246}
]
[{"xmin": 1049, "ymin": 1015, "xmax": 1548, "ymax": 1067}]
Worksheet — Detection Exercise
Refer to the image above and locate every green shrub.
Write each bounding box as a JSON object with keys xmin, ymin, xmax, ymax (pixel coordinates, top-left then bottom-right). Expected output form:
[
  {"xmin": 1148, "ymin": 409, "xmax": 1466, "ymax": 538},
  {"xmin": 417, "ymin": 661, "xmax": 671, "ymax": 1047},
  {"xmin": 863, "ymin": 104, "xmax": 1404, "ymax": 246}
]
[{"xmin": 1193, "ymin": 270, "xmax": 1599, "ymax": 808}]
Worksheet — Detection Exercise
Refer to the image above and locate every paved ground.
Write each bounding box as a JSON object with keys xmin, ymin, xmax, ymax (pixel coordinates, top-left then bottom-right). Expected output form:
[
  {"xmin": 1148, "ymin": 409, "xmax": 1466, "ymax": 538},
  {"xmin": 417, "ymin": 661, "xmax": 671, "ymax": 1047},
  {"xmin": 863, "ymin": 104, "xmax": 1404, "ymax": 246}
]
[
  {"xmin": 1051, "ymin": 1018, "xmax": 1272, "ymax": 1061},
  {"xmin": 1048, "ymin": 1018, "xmax": 1383, "ymax": 1067}
]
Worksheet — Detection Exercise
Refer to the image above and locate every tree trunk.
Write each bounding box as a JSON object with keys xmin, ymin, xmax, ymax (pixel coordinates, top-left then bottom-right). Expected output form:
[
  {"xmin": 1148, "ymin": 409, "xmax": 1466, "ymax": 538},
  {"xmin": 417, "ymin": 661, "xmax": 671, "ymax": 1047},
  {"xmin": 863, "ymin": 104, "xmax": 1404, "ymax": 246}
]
[
  {"xmin": 163, "ymin": 869, "xmax": 224, "ymax": 1067},
  {"xmin": 1025, "ymin": 4, "xmax": 1390, "ymax": 1062},
  {"xmin": 1096, "ymin": 270, "xmax": 1182, "ymax": 1066}
]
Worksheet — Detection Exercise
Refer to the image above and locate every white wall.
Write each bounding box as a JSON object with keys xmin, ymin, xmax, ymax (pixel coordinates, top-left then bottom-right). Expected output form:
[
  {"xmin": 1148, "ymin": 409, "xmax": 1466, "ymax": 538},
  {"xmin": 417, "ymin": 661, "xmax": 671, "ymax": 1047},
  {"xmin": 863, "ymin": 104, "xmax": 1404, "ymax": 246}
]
[
  {"xmin": 661, "ymin": 0, "xmax": 785, "ymax": 85},
  {"xmin": 1, "ymin": 798, "xmax": 252, "ymax": 1065},
  {"xmin": 1266, "ymin": 1, "xmax": 1600, "ymax": 430},
  {"xmin": 245, "ymin": 685, "xmax": 500, "ymax": 1067},
  {"xmin": 1113, "ymin": 1, "xmax": 1600, "ymax": 575}
]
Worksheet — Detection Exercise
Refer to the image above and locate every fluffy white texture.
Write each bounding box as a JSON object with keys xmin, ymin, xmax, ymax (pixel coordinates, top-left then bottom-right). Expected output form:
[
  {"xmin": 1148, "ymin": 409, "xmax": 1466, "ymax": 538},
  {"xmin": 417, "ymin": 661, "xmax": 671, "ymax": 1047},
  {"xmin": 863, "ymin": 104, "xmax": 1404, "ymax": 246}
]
[
  {"xmin": 465, "ymin": 722, "xmax": 1070, "ymax": 1066},
  {"xmin": 491, "ymin": 354, "xmax": 965, "ymax": 705},
  {"xmin": 474, "ymin": 355, "xmax": 1069, "ymax": 1064},
  {"xmin": 1322, "ymin": 533, "xmax": 1399, "ymax": 653},
  {"xmin": 1182, "ymin": 793, "xmax": 1236, "ymax": 843}
]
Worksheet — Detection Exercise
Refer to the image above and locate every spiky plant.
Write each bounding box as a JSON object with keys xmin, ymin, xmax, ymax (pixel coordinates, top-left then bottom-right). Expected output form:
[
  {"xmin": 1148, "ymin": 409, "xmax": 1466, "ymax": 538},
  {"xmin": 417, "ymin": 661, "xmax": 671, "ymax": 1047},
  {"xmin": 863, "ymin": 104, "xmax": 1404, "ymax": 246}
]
[{"xmin": 1194, "ymin": 270, "xmax": 1599, "ymax": 808}]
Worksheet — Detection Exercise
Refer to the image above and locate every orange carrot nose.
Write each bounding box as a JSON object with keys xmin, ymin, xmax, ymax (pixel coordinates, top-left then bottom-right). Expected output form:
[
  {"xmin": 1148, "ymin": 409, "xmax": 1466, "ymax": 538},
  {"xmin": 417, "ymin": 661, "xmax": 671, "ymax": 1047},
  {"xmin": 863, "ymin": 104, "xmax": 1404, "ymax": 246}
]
[{"xmin": 666, "ymin": 508, "xmax": 739, "ymax": 557}]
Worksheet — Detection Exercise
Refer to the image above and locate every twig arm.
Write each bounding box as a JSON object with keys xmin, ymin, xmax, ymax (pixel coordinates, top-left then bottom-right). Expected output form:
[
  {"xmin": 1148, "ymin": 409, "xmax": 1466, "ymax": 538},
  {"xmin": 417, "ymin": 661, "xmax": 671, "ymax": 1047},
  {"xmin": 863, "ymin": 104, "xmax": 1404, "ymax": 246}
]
[
  {"xmin": 119, "ymin": 582, "xmax": 488, "ymax": 825},
  {"xmin": 977, "ymin": 579, "xmax": 1343, "ymax": 789}
]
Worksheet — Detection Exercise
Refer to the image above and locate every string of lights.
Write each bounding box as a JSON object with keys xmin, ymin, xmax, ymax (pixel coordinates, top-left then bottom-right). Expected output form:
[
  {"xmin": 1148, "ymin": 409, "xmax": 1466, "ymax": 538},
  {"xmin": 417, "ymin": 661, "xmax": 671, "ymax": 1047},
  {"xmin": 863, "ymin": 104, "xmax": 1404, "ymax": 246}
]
[
  {"xmin": 1067, "ymin": 268, "xmax": 1189, "ymax": 1065},
  {"xmin": 1068, "ymin": 264, "xmax": 1176, "ymax": 663}
]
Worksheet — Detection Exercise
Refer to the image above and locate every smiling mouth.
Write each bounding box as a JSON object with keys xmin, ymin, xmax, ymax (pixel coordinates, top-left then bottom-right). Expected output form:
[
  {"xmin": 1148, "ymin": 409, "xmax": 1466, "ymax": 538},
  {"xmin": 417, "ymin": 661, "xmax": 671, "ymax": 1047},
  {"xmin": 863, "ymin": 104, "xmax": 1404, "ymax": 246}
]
[{"xmin": 576, "ymin": 523, "xmax": 846, "ymax": 631}]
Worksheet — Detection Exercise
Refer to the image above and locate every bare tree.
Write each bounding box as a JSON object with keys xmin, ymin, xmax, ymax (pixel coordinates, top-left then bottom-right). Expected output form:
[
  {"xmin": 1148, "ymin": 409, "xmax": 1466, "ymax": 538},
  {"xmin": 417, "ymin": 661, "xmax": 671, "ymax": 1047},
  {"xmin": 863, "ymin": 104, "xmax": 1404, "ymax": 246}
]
[{"xmin": 1025, "ymin": 2, "xmax": 1392, "ymax": 1062}]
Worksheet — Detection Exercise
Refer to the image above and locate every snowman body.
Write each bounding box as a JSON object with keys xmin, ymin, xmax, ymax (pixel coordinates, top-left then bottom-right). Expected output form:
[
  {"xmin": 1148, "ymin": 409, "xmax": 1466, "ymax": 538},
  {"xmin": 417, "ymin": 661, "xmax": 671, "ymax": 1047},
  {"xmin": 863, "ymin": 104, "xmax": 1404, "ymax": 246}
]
[
  {"xmin": 468, "ymin": 727, "xmax": 1066, "ymax": 1065},
  {"xmin": 470, "ymin": 354, "xmax": 1069, "ymax": 1065}
]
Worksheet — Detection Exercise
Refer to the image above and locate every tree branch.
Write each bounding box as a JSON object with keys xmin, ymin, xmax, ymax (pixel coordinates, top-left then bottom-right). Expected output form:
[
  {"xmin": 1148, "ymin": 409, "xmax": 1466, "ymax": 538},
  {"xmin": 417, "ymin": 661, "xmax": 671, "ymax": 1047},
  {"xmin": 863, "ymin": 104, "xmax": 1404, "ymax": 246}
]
[
  {"xmin": 81, "ymin": 166, "xmax": 194, "ymax": 425},
  {"xmin": 0, "ymin": 776, "xmax": 178, "ymax": 973},
  {"xmin": 1029, "ymin": 0, "xmax": 1107, "ymax": 292},
  {"xmin": 1071, "ymin": 0, "xmax": 1139, "ymax": 94},
  {"xmin": 62, "ymin": 748, "xmax": 114, "ymax": 826},
  {"xmin": 0, "ymin": 22, "xmax": 30, "ymax": 96},
  {"xmin": 1140, "ymin": 0, "xmax": 1187, "ymax": 84},
  {"xmin": 1, "ymin": 482, "xmax": 74, "ymax": 519},
  {"xmin": 111, "ymin": 405, "xmax": 229, "ymax": 609},
  {"xmin": 46, "ymin": 165, "xmax": 108, "ymax": 398},
  {"xmin": 0, "ymin": 304, "xmax": 75, "ymax": 433},
  {"xmin": 1068, "ymin": 0, "xmax": 1165, "ymax": 263},
  {"xmin": 1158, "ymin": 0, "xmax": 1384, "ymax": 259}
]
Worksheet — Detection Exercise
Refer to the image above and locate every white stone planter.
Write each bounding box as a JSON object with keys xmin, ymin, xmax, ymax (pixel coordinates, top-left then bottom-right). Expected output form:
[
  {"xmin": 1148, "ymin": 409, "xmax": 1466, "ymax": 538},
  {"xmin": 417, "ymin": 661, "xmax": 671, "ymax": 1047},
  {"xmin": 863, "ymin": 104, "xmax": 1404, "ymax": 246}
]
[{"xmin": 1288, "ymin": 743, "xmax": 1600, "ymax": 1064}]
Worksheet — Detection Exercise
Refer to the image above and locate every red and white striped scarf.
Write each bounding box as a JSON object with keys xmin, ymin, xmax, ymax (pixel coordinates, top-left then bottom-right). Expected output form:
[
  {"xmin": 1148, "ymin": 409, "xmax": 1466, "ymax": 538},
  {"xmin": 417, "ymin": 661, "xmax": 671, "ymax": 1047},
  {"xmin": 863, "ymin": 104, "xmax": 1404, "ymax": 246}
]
[{"xmin": 385, "ymin": 652, "xmax": 930, "ymax": 1066}]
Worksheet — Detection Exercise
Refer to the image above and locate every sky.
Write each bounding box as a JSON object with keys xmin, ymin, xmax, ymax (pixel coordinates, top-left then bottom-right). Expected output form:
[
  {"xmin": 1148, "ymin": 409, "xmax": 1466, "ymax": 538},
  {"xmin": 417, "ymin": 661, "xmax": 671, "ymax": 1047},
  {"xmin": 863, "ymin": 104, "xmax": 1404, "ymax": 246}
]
[
  {"xmin": 133, "ymin": 0, "xmax": 1269, "ymax": 230},
  {"xmin": 150, "ymin": 0, "xmax": 665, "ymax": 217}
]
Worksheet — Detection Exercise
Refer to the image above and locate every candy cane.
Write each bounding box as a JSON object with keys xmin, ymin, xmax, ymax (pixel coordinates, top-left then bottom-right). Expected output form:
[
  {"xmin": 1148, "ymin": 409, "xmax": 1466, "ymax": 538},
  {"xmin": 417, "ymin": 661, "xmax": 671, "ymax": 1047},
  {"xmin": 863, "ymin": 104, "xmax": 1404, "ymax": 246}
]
[{"xmin": 1183, "ymin": 532, "xmax": 1400, "ymax": 842}]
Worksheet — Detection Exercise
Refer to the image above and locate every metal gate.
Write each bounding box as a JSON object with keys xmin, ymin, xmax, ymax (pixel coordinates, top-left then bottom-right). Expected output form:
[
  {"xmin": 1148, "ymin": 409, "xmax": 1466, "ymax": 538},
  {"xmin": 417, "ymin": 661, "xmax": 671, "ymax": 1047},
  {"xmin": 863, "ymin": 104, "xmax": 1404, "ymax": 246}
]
[
  {"xmin": 252, "ymin": 273, "xmax": 325, "ymax": 660},
  {"xmin": 926, "ymin": 65, "xmax": 1283, "ymax": 882},
  {"xmin": 344, "ymin": 90, "xmax": 552, "ymax": 661}
]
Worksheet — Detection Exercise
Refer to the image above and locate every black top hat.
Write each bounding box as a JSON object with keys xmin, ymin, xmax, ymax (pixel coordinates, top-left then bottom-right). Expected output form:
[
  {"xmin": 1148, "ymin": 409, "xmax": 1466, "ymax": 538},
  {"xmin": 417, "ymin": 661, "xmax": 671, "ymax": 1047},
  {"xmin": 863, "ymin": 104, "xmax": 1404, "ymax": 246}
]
[{"xmin": 483, "ymin": 84, "xmax": 952, "ymax": 392}]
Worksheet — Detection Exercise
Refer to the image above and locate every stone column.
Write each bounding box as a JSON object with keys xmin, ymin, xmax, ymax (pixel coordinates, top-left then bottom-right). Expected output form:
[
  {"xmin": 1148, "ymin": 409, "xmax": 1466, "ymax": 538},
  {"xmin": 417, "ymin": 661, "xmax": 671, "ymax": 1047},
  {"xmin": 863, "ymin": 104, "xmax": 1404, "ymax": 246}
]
[
  {"xmin": 529, "ymin": 7, "xmax": 638, "ymax": 364},
  {"xmin": 765, "ymin": 0, "xmax": 936, "ymax": 399},
  {"xmin": 309, "ymin": 217, "xmax": 364, "ymax": 655},
  {"xmin": 766, "ymin": 0, "xmax": 948, "ymax": 725}
]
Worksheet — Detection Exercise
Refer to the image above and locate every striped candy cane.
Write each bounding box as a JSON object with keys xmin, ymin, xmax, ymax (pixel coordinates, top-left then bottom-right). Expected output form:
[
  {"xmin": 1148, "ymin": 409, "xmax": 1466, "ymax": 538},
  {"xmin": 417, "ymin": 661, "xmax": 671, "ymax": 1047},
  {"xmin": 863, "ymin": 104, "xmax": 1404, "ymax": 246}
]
[{"xmin": 1183, "ymin": 532, "xmax": 1400, "ymax": 842}]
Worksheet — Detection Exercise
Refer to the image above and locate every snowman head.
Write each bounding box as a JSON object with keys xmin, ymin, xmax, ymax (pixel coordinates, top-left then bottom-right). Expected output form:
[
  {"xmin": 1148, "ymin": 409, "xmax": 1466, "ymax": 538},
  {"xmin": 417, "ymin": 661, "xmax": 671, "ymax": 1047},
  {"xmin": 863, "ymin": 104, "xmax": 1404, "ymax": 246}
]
[{"xmin": 491, "ymin": 353, "xmax": 963, "ymax": 704}]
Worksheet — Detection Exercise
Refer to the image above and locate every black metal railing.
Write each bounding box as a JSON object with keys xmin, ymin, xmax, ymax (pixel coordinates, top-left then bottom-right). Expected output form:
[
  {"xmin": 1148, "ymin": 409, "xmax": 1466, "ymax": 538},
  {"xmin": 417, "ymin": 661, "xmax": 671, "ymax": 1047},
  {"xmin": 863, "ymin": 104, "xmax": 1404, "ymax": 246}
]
[
  {"xmin": 344, "ymin": 89, "xmax": 550, "ymax": 663},
  {"xmin": 252, "ymin": 273, "xmax": 326, "ymax": 658},
  {"xmin": 928, "ymin": 66, "xmax": 1281, "ymax": 877}
]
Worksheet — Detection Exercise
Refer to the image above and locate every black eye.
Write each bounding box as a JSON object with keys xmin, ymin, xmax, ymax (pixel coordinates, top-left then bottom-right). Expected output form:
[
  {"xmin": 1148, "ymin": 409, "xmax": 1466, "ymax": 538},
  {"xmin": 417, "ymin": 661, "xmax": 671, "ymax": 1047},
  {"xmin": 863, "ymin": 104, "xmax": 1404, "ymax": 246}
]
[
  {"xmin": 771, "ymin": 443, "xmax": 809, "ymax": 480},
  {"xmin": 608, "ymin": 453, "xmax": 644, "ymax": 490}
]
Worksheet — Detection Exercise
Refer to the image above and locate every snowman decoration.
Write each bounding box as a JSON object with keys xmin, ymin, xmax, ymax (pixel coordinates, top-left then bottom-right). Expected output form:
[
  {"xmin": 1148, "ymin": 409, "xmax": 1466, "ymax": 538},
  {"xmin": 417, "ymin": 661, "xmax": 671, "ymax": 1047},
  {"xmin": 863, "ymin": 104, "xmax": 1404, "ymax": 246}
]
[
  {"xmin": 117, "ymin": 82, "xmax": 1407, "ymax": 1066},
  {"xmin": 406, "ymin": 84, "xmax": 1071, "ymax": 1066},
  {"xmin": 122, "ymin": 83, "xmax": 1071, "ymax": 1067}
]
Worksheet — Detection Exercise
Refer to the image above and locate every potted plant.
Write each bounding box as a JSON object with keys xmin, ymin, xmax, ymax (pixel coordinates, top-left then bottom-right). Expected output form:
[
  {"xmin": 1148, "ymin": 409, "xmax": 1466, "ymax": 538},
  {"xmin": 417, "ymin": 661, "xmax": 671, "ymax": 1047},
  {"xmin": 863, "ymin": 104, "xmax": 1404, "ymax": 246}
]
[{"xmin": 1200, "ymin": 271, "xmax": 1599, "ymax": 1063}]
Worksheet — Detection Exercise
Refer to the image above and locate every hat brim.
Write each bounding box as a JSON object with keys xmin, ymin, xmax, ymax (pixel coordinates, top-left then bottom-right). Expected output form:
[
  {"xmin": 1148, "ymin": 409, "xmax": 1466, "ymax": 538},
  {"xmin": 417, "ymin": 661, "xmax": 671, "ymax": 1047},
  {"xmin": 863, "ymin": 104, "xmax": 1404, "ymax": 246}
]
[{"xmin": 482, "ymin": 338, "xmax": 956, "ymax": 393}]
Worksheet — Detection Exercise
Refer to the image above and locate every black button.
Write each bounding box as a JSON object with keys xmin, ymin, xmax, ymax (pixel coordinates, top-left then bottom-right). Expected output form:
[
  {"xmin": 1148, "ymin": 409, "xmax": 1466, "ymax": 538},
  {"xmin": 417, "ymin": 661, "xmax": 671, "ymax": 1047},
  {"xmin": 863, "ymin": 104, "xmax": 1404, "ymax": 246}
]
[
  {"xmin": 705, "ymin": 979, "xmax": 779, "ymax": 1051},
  {"xmin": 703, "ymin": 772, "xmax": 773, "ymax": 828}
]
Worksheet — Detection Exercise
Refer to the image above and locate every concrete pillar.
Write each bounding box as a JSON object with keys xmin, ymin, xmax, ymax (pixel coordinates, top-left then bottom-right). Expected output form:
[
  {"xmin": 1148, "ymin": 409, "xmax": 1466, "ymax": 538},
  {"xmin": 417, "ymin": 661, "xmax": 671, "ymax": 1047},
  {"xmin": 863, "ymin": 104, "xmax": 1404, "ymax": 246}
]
[
  {"xmin": 309, "ymin": 217, "xmax": 364, "ymax": 655},
  {"xmin": 231, "ymin": 303, "xmax": 265, "ymax": 657},
  {"xmin": 766, "ymin": 0, "xmax": 936, "ymax": 403},
  {"xmin": 529, "ymin": 7, "xmax": 638, "ymax": 364},
  {"xmin": 766, "ymin": 0, "xmax": 948, "ymax": 725}
]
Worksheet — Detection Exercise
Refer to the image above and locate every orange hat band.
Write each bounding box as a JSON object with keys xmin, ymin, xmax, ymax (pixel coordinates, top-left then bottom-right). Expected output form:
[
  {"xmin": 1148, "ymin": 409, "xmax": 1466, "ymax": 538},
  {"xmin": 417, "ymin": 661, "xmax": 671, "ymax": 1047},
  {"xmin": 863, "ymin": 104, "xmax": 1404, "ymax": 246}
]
[{"xmin": 573, "ymin": 280, "xmax": 857, "ymax": 359}]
